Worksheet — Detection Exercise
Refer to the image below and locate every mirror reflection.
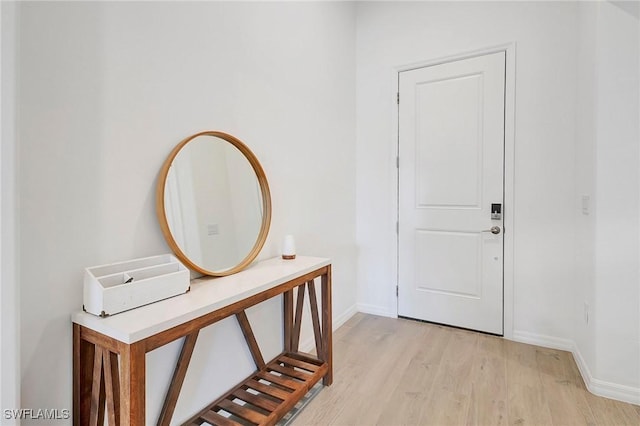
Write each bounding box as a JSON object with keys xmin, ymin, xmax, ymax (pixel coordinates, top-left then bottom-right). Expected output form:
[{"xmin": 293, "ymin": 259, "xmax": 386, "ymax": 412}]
[{"xmin": 162, "ymin": 134, "xmax": 266, "ymax": 273}]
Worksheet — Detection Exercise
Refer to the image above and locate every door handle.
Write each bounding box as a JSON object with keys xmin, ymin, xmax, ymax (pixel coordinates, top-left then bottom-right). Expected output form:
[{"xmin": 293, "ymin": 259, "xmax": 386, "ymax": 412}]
[{"xmin": 482, "ymin": 226, "xmax": 501, "ymax": 235}]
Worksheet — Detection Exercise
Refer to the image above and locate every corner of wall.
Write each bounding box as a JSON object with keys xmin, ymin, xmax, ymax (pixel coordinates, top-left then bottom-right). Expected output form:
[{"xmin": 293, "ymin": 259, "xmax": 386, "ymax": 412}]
[
  {"xmin": 1, "ymin": 0, "xmax": 21, "ymax": 419},
  {"xmin": 511, "ymin": 331, "xmax": 640, "ymax": 405},
  {"xmin": 511, "ymin": 330, "xmax": 575, "ymax": 352},
  {"xmin": 356, "ymin": 303, "xmax": 396, "ymax": 319},
  {"xmin": 572, "ymin": 342, "xmax": 640, "ymax": 405}
]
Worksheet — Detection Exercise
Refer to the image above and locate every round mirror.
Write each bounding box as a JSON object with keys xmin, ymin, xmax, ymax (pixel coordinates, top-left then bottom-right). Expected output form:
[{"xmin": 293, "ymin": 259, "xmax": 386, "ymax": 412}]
[{"xmin": 156, "ymin": 131, "xmax": 271, "ymax": 276}]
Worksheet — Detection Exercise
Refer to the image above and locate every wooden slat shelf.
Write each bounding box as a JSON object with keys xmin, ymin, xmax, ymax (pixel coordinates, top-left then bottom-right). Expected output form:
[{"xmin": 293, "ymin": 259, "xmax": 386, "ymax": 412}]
[
  {"xmin": 187, "ymin": 352, "xmax": 327, "ymax": 426},
  {"xmin": 72, "ymin": 257, "xmax": 332, "ymax": 426}
]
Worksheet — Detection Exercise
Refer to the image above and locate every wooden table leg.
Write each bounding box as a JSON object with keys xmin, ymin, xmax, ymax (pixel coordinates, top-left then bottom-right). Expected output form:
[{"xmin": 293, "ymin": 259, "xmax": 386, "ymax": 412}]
[
  {"xmin": 283, "ymin": 290, "xmax": 294, "ymax": 352},
  {"xmin": 120, "ymin": 342, "xmax": 146, "ymax": 425},
  {"xmin": 158, "ymin": 331, "xmax": 199, "ymax": 426},
  {"xmin": 74, "ymin": 324, "xmax": 95, "ymax": 426},
  {"xmin": 104, "ymin": 350, "xmax": 121, "ymax": 426},
  {"xmin": 292, "ymin": 284, "xmax": 306, "ymax": 352},
  {"xmin": 321, "ymin": 267, "xmax": 333, "ymax": 386},
  {"xmin": 89, "ymin": 347, "xmax": 106, "ymax": 426}
]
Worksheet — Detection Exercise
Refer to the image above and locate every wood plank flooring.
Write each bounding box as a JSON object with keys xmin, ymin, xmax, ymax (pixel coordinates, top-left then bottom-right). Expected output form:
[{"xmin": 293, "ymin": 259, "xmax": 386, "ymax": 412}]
[{"xmin": 291, "ymin": 313, "xmax": 640, "ymax": 426}]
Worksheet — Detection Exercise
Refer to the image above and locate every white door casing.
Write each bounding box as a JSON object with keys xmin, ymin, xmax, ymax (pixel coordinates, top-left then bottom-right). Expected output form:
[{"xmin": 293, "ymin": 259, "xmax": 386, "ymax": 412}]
[{"xmin": 398, "ymin": 51, "xmax": 506, "ymax": 335}]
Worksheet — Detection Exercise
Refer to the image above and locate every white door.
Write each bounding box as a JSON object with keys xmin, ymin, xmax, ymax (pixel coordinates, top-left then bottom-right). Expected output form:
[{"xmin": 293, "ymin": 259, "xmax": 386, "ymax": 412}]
[{"xmin": 398, "ymin": 52, "xmax": 505, "ymax": 335}]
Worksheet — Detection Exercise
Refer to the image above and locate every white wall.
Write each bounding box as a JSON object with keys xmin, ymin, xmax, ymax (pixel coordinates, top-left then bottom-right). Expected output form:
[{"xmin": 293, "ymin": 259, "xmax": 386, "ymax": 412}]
[
  {"xmin": 1, "ymin": 1, "xmax": 20, "ymax": 423},
  {"xmin": 18, "ymin": 2, "xmax": 356, "ymax": 424},
  {"xmin": 12, "ymin": 0, "xmax": 640, "ymax": 419},
  {"xmin": 574, "ymin": 1, "xmax": 640, "ymax": 402},
  {"xmin": 356, "ymin": 0, "xmax": 640, "ymax": 403},
  {"xmin": 355, "ymin": 1, "xmax": 579, "ymax": 340},
  {"xmin": 590, "ymin": 1, "xmax": 639, "ymax": 396},
  {"xmin": 573, "ymin": 0, "xmax": 599, "ymax": 387}
]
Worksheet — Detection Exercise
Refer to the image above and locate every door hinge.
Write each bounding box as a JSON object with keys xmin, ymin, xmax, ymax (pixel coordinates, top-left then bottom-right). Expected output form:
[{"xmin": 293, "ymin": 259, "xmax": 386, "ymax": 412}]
[
  {"xmin": 396, "ymin": 92, "xmax": 400, "ymax": 105},
  {"xmin": 396, "ymin": 156, "xmax": 399, "ymax": 168},
  {"xmin": 396, "ymin": 221, "xmax": 399, "ymax": 234},
  {"xmin": 396, "ymin": 286, "xmax": 399, "ymax": 297}
]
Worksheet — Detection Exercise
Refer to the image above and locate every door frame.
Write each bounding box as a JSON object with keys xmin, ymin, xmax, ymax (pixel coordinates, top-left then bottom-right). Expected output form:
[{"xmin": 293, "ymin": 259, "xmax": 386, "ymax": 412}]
[{"xmin": 391, "ymin": 43, "xmax": 516, "ymax": 339}]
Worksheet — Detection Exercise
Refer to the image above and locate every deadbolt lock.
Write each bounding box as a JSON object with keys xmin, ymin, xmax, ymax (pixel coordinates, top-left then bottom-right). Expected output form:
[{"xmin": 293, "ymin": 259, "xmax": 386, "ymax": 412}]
[{"xmin": 491, "ymin": 203, "xmax": 502, "ymax": 220}]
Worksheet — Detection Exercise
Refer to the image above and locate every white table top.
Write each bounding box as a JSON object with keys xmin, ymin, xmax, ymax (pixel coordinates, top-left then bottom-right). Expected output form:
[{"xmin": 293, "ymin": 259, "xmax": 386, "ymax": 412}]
[{"xmin": 72, "ymin": 256, "xmax": 330, "ymax": 344}]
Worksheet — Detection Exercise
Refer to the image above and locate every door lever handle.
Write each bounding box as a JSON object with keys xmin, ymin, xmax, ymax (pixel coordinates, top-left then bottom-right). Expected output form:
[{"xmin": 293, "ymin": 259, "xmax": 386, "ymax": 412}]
[{"xmin": 482, "ymin": 226, "xmax": 501, "ymax": 235}]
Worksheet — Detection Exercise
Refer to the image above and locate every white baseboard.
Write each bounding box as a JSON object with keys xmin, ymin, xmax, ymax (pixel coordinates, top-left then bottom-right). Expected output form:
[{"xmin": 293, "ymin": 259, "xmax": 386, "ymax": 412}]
[
  {"xmin": 511, "ymin": 330, "xmax": 575, "ymax": 352},
  {"xmin": 300, "ymin": 304, "xmax": 358, "ymax": 353},
  {"xmin": 512, "ymin": 330, "xmax": 640, "ymax": 405},
  {"xmin": 572, "ymin": 343, "xmax": 640, "ymax": 406},
  {"xmin": 356, "ymin": 303, "xmax": 396, "ymax": 318},
  {"xmin": 334, "ymin": 304, "xmax": 359, "ymax": 329}
]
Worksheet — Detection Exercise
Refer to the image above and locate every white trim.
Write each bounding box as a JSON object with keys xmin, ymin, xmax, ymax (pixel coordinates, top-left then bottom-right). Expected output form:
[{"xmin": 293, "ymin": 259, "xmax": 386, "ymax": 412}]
[
  {"xmin": 510, "ymin": 330, "xmax": 574, "ymax": 352},
  {"xmin": 502, "ymin": 44, "xmax": 517, "ymax": 340},
  {"xmin": 390, "ymin": 69, "xmax": 400, "ymax": 319},
  {"xmin": 573, "ymin": 345, "xmax": 640, "ymax": 406},
  {"xmin": 511, "ymin": 330, "xmax": 640, "ymax": 405},
  {"xmin": 392, "ymin": 43, "xmax": 517, "ymax": 337},
  {"xmin": 356, "ymin": 303, "xmax": 396, "ymax": 319},
  {"xmin": 334, "ymin": 304, "xmax": 358, "ymax": 330}
]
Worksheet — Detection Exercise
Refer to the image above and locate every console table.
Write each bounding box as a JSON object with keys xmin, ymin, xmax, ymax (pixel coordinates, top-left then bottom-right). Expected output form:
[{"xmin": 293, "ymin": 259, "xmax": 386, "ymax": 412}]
[{"xmin": 72, "ymin": 256, "xmax": 332, "ymax": 426}]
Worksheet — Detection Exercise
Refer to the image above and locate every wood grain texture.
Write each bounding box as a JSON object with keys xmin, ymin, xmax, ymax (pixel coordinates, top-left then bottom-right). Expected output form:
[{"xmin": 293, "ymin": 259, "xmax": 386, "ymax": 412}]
[
  {"xmin": 200, "ymin": 409, "xmax": 242, "ymax": 426},
  {"xmin": 466, "ymin": 333, "xmax": 508, "ymax": 426},
  {"xmin": 268, "ymin": 363, "xmax": 311, "ymax": 381},
  {"xmin": 536, "ymin": 347, "xmax": 596, "ymax": 425},
  {"xmin": 141, "ymin": 267, "xmax": 329, "ymax": 352},
  {"xmin": 89, "ymin": 346, "xmax": 105, "ymax": 426},
  {"xmin": 257, "ymin": 370, "xmax": 302, "ymax": 391},
  {"xmin": 419, "ymin": 327, "xmax": 478, "ymax": 425},
  {"xmin": 157, "ymin": 331, "xmax": 199, "ymax": 426},
  {"xmin": 284, "ymin": 290, "xmax": 294, "ymax": 353},
  {"xmin": 321, "ymin": 268, "xmax": 332, "ymax": 386},
  {"xmin": 74, "ymin": 265, "xmax": 332, "ymax": 426},
  {"xmin": 307, "ymin": 280, "xmax": 324, "ymax": 360},
  {"xmin": 232, "ymin": 388, "xmax": 280, "ymax": 412},
  {"xmin": 246, "ymin": 379, "xmax": 291, "ymax": 401},
  {"xmin": 120, "ymin": 342, "xmax": 146, "ymax": 425},
  {"xmin": 505, "ymin": 338, "xmax": 554, "ymax": 426},
  {"xmin": 236, "ymin": 311, "xmax": 266, "ymax": 370},
  {"xmin": 79, "ymin": 327, "xmax": 123, "ymax": 352},
  {"xmin": 217, "ymin": 398, "xmax": 268, "ymax": 424},
  {"xmin": 73, "ymin": 324, "xmax": 95, "ymax": 426},
  {"xmin": 378, "ymin": 321, "xmax": 450, "ymax": 425},
  {"xmin": 292, "ymin": 284, "xmax": 306, "ymax": 352},
  {"xmin": 292, "ymin": 313, "xmax": 640, "ymax": 426},
  {"xmin": 185, "ymin": 351, "xmax": 328, "ymax": 426},
  {"xmin": 280, "ymin": 354, "xmax": 319, "ymax": 372},
  {"xmin": 103, "ymin": 350, "xmax": 120, "ymax": 426}
]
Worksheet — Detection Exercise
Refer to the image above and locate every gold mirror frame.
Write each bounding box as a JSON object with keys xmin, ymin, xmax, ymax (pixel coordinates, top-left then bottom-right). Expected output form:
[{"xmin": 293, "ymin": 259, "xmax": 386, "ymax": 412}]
[{"xmin": 156, "ymin": 131, "xmax": 272, "ymax": 277}]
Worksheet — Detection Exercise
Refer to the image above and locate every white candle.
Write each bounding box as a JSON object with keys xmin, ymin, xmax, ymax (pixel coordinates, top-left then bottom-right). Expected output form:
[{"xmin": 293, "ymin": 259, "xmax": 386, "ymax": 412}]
[{"xmin": 282, "ymin": 235, "xmax": 296, "ymax": 260}]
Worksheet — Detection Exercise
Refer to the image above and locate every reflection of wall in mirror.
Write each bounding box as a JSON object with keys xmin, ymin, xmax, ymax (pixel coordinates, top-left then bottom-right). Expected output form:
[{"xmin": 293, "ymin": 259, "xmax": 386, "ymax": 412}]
[
  {"xmin": 165, "ymin": 137, "xmax": 263, "ymax": 272},
  {"xmin": 188, "ymin": 140, "xmax": 239, "ymax": 271},
  {"xmin": 166, "ymin": 159, "xmax": 203, "ymax": 264},
  {"xmin": 164, "ymin": 167, "xmax": 185, "ymax": 247},
  {"xmin": 224, "ymin": 144, "xmax": 262, "ymax": 262}
]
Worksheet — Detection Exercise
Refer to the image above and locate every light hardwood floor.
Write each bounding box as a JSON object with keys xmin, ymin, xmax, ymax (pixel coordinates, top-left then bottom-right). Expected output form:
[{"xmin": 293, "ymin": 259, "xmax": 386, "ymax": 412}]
[{"xmin": 292, "ymin": 313, "xmax": 640, "ymax": 426}]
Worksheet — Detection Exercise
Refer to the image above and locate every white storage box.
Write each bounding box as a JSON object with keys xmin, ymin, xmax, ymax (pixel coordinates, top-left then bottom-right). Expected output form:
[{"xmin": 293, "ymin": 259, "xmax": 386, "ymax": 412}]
[{"xmin": 83, "ymin": 254, "xmax": 190, "ymax": 317}]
